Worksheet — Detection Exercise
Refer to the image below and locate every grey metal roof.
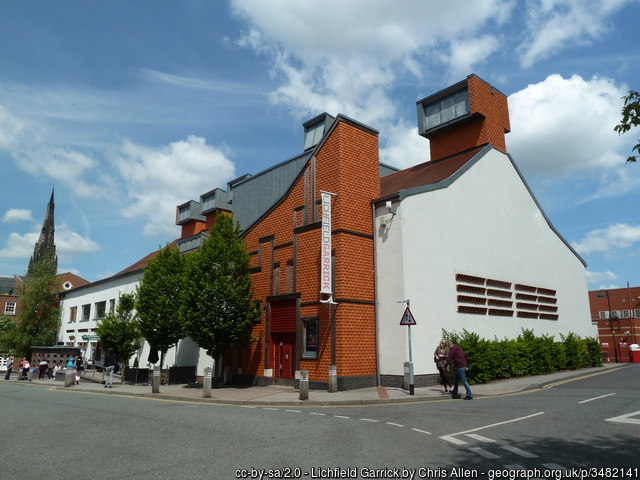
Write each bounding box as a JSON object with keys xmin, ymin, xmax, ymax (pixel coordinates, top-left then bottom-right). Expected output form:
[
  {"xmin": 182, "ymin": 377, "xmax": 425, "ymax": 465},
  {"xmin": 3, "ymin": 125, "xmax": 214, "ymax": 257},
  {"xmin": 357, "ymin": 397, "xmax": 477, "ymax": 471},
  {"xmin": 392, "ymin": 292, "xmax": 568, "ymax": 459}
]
[
  {"xmin": 230, "ymin": 150, "xmax": 313, "ymax": 232},
  {"xmin": 0, "ymin": 277, "xmax": 16, "ymax": 295}
]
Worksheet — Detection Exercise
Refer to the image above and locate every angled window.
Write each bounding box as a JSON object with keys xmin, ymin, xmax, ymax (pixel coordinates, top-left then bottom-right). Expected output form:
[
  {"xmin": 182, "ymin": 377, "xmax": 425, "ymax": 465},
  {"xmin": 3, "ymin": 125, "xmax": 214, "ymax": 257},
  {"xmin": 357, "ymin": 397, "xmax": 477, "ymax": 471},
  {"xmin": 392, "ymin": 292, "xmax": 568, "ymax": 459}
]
[{"xmin": 302, "ymin": 317, "xmax": 318, "ymax": 359}]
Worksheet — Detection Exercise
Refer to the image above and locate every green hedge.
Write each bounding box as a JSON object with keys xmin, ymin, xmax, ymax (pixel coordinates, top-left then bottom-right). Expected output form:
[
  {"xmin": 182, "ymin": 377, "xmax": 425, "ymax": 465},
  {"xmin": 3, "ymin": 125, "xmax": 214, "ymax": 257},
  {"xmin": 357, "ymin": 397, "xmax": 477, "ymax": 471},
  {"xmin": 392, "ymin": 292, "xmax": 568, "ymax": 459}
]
[{"xmin": 443, "ymin": 328, "xmax": 603, "ymax": 384}]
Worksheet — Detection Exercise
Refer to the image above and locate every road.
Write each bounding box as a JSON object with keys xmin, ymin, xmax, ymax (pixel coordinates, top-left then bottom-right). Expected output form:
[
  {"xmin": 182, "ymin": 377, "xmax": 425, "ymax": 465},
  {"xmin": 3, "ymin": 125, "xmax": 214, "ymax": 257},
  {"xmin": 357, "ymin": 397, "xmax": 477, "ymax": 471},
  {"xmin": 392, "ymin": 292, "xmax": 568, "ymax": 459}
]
[{"xmin": 1, "ymin": 365, "xmax": 639, "ymax": 480}]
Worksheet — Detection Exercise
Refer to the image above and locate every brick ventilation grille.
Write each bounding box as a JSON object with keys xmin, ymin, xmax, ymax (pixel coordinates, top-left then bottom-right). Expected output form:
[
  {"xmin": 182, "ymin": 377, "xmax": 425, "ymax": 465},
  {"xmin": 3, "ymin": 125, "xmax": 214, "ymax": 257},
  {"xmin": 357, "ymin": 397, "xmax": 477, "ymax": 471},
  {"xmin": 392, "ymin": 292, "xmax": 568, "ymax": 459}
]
[{"xmin": 455, "ymin": 274, "xmax": 558, "ymax": 320}]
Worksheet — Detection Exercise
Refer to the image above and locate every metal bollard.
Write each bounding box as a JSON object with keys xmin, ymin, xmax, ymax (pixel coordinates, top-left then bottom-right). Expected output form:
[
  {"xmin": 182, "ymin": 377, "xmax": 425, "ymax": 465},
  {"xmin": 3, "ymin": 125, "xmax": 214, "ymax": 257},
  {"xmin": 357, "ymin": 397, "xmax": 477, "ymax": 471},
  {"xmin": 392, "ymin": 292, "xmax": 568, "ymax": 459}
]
[
  {"xmin": 152, "ymin": 366, "xmax": 160, "ymax": 393},
  {"xmin": 203, "ymin": 367, "xmax": 212, "ymax": 398},
  {"xmin": 64, "ymin": 368, "xmax": 76, "ymax": 387},
  {"xmin": 328, "ymin": 364, "xmax": 337, "ymax": 393},
  {"xmin": 299, "ymin": 369, "xmax": 309, "ymax": 401}
]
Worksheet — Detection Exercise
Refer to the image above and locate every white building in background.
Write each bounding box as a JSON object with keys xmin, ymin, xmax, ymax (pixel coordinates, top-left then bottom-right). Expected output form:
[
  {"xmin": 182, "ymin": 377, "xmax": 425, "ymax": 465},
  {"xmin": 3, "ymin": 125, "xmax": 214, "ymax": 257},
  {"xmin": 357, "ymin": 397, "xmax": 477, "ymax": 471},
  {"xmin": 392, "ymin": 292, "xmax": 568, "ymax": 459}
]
[
  {"xmin": 57, "ymin": 249, "xmax": 208, "ymax": 371},
  {"xmin": 373, "ymin": 75, "xmax": 596, "ymax": 383}
]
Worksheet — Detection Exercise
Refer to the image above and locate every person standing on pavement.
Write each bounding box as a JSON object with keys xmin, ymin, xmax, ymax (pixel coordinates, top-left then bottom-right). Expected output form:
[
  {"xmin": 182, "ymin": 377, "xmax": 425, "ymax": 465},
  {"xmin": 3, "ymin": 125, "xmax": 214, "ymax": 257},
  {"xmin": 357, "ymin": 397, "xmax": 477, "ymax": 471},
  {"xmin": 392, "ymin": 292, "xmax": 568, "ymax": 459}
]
[
  {"xmin": 446, "ymin": 342, "xmax": 473, "ymax": 400},
  {"xmin": 104, "ymin": 348, "xmax": 116, "ymax": 388},
  {"xmin": 20, "ymin": 357, "xmax": 30, "ymax": 380},
  {"xmin": 75, "ymin": 355, "xmax": 84, "ymax": 385},
  {"xmin": 433, "ymin": 340, "xmax": 452, "ymax": 393},
  {"xmin": 4, "ymin": 356, "xmax": 14, "ymax": 380}
]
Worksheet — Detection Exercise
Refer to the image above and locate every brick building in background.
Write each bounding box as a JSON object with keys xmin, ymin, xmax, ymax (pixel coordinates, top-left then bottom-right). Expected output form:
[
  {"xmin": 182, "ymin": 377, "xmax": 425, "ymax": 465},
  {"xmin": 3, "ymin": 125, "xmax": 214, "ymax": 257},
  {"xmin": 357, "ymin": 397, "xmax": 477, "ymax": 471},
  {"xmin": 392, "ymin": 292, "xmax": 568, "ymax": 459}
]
[{"xmin": 588, "ymin": 285, "xmax": 640, "ymax": 363}]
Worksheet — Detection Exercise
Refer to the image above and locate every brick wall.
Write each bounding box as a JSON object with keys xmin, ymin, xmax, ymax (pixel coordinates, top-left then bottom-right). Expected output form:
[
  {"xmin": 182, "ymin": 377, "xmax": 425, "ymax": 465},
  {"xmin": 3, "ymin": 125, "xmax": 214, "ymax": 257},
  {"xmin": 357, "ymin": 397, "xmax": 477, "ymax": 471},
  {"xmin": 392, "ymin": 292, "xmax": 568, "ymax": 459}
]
[{"xmin": 240, "ymin": 118, "xmax": 380, "ymax": 384}]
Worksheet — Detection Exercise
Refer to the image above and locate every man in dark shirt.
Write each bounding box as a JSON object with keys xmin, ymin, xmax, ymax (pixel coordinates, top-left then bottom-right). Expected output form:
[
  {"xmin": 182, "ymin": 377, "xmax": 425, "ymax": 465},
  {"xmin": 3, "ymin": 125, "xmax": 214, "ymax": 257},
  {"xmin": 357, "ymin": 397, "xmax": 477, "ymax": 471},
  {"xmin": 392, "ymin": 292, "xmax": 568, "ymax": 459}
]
[{"xmin": 446, "ymin": 343, "xmax": 473, "ymax": 400}]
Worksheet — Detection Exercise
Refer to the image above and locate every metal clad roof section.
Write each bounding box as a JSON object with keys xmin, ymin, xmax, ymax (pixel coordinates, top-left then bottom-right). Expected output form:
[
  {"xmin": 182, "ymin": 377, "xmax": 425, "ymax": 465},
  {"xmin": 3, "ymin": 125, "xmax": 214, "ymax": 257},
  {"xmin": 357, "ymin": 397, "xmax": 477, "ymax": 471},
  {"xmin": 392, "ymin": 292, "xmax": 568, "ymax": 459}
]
[{"xmin": 231, "ymin": 151, "xmax": 313, "ymax": 232}]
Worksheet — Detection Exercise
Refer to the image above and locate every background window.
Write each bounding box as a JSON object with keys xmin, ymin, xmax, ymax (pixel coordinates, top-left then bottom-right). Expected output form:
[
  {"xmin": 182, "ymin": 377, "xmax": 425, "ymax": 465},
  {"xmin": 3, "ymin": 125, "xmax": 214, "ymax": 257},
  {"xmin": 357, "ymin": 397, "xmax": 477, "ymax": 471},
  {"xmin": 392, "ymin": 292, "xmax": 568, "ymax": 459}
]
[
  {"xmin": 95, "ymin": 301, "xmax": 106, "ymax": 319},
  {"xmin": 81, "ymin": 304, "xmax": 91, "ymax": 321},
  {"xmin": 4, "ymin": 302, "xmax": 16, "ymax": 315}
]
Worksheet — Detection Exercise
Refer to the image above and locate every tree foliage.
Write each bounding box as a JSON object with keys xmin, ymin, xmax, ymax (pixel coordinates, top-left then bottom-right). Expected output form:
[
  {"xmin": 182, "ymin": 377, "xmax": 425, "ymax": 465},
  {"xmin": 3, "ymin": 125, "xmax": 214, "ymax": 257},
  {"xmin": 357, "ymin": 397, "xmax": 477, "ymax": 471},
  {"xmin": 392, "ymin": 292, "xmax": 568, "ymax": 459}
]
[
  {"xmin": 95, "ymin": 293, "xmax": 141, "ymax": 366},
  {"xmin": 0, "ymin": 315, "xmax": 16, "ymax": 353},
  {"xmin": 135, "ymin": 244, "xmax": 185, "ymax": 368},
  {"xmin": 614, "ymin": 90, "xmax": 640, "ymax": 164},
  {"xmin": 5, "ymin": 254, "xmax": 59, "ymax": 357},
  {"xmin": 181, "ymin": 214, "xmax": 259, "ymax": 365}
]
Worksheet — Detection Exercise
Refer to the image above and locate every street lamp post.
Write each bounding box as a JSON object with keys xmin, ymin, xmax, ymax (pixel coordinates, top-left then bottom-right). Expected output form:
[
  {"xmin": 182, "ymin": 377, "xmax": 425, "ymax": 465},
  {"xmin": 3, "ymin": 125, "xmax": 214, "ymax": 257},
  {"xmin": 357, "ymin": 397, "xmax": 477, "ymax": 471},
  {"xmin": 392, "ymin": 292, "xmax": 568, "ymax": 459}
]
[{"xmin": 598, "ymin": 289, "xmax": 619, "ymax": 363}]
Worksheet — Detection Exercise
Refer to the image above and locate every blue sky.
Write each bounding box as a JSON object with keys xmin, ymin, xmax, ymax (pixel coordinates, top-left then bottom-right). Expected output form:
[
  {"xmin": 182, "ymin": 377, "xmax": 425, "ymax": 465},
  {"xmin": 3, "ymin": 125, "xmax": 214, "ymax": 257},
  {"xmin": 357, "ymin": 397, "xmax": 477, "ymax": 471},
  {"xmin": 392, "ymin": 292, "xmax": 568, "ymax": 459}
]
[{"xmin": 1, "ymin": 0, "xmax": 639, "ymax": 291}]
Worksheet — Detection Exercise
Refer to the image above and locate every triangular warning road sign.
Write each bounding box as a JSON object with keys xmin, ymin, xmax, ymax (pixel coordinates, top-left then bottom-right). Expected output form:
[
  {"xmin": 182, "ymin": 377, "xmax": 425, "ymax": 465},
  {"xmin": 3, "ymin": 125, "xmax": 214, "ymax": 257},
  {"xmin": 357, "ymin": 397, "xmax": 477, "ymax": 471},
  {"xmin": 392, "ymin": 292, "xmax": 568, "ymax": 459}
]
[{"xmin": 399, "ymin": 306, "xmax": 417, "ymax": 326}]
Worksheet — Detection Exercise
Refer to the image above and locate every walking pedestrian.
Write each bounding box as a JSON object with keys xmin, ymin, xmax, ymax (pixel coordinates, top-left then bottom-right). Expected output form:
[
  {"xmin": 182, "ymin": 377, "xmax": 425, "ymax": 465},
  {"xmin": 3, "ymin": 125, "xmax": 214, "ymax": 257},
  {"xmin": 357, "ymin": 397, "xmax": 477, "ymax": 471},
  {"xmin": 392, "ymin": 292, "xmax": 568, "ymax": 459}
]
[
  {"xmin": 38, "ymin": 360, "xmax": 48, "ymax": 379},
  {"xmin": 104, "ymin": 348, "xmax": 116, "ymax": 388},
  {"xmin": 433, "ymin": 339, "xmax": 452, "ymax": 393},
  {"xmin": 4, "ymin": 356, "xmax": 14, "ymax": 380},
  {"xmin": 75, "ymin": 355, "xmax": 84, "ymax": 385},
  {"xmin": 446, "ymin": 342, "xmax": 473, "ymax": 400}
]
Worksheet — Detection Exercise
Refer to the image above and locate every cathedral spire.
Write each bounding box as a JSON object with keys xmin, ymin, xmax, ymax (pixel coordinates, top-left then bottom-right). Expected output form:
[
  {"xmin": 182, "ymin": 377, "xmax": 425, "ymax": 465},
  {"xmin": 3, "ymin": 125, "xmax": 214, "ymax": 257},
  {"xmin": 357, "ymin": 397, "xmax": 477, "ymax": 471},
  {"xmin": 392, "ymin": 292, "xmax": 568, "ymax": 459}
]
[{"xmin": 27, "ymin": 189, "xmax": 58, "ymax": 276}]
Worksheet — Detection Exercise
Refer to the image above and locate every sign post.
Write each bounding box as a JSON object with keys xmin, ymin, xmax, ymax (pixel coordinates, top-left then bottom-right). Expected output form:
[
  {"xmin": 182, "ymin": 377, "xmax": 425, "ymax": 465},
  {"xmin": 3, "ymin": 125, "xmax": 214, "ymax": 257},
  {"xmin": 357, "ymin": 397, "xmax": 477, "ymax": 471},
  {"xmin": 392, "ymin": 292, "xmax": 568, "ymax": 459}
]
[{"xmin": 399, "ymin": 300, "xmax": 416, "ymax": 395}]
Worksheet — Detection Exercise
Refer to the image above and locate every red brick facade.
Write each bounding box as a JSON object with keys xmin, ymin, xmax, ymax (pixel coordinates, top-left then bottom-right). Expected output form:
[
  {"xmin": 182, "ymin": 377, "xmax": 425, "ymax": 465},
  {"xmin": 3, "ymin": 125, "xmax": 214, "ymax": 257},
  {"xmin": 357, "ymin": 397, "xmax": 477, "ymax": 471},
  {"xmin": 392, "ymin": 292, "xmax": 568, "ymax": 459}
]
[{"xmin": 240, "ymin": 119, "xmax": 380, "ymax": 386}]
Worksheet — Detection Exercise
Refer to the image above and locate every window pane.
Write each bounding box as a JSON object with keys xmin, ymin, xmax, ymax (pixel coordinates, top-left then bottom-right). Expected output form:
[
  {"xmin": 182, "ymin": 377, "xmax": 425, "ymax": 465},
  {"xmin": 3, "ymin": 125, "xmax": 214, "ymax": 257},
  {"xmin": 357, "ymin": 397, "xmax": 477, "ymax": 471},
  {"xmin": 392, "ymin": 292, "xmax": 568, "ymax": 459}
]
[
  {"xmin": 454, "ymin": 90, "xmax": 470, "ymax": 116},
  {"xmin": 425, "ymin": 103, "xmax": 440, "ymax": 129},
  {"xmin": 303, "ymin": 318, "xmax": 318, "ymax": 359},
  {"xmin": 440, "ymin": 97, "xmax": 455, "ymax": 123}
]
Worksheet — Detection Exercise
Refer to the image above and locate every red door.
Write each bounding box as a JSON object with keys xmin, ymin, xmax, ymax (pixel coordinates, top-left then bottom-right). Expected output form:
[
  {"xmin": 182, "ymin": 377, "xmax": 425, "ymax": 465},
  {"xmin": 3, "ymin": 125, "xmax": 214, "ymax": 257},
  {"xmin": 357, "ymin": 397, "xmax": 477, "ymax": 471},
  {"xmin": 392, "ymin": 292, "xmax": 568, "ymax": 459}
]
[{"xmin": 273, "ymin": 333, "xmax": 295, "ymax": 378}]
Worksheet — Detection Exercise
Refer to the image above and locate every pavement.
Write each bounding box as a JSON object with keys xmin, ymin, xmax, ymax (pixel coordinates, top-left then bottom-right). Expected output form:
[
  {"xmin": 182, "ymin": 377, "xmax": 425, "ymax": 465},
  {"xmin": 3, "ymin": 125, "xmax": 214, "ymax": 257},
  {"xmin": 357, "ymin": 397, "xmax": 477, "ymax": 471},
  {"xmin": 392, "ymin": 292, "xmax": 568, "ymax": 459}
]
[{"xmin": 2, "ymin": 363, "xmax": 628, "ymax": 406}]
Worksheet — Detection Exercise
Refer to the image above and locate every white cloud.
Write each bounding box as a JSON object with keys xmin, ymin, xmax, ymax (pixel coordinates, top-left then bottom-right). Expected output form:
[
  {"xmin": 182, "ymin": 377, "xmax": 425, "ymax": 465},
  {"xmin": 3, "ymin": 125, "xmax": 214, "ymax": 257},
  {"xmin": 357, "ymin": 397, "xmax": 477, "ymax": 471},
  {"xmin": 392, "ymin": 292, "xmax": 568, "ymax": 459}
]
[
  {"xmin": 2, "ymin": 209, "xmax": 34, "ymax": 223},
  {"xmin": 571, "ymin": 223, "xmax": 640, "ymax": 256},
  {"xmin": 113, "ymin": 135, "xmax": 236, "ymax": 236},
  {"xmin": 0, "ymin": 224, "xmax": 99, "ymax": 261},
  {"xmin": 508, "ymin": 74, "xmax": 629, "ymax": 177},
  {"xmin": 518, "ymin": 0, "xmax": 632, "ymax": 68},
  {"xmin": 0, "ymin": 105, "xmax": 27, "ymax": 150},
  {"xmin": 380, "ymin": 123, "xmax": 429, "ymax": 169},
  {"xmin": 586, "ymin": 270, "xmax": 618, "ymax": 284},
  {"xmin": 232, "ymin": 0, "xmax": 514, "ymax": 124},
  {"xmin": 13, "ymin": 147, "xmax": 106, "ymax": 198},
  {"xmin": 446, "ymin": 35, "xmax": 501, "ymax": 80}
]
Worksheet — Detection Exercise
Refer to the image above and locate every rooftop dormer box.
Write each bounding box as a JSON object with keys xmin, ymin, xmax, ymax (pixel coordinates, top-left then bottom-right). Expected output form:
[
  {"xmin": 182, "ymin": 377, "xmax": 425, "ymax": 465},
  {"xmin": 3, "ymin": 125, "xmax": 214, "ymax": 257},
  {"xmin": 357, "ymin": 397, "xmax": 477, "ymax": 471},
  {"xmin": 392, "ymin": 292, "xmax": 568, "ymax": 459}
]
[{"xmin": 416, "ymin": 74, "xmax": 510, "ymax": 162}]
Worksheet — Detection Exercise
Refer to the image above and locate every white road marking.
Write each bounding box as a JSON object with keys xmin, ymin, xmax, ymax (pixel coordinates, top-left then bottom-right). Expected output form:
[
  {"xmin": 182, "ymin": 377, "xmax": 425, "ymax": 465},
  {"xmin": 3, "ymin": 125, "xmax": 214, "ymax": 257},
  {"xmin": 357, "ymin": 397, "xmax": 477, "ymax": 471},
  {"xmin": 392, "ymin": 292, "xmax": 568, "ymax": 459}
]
[
  {"xmin": 465, "ymin": 433, "xmax": 497, "ymax": 442},
  {"xmin": 285, "ymin": 409, "xmax": 301, "ymax": 413},
  {"xmin": 386, "ymin": 422, "xmax": 404, "ymax": 427},
  {"xmin": 578, "ymin": 393, "xmax": 616, "ymax": 404},
  {"xmin": 501, "ymin": 446, "xmax": 538, "ymax": 458},
  {"xmin": 359, "ymin": 418, "xmax": 379, "ymax": 422},
  {"xmin": 439, "ymin": 412, "xmax": 545, "ymax": 444},
  {"xmin": 262, "ymin": 407, "xmax": 278, "ymax": 410},
  {"xmin": 412, "ymin": 428, "xmax": 432, "ymax": 435},
  {"xmin": 310, "ymin": 412, "xmax": 326, "ymax": 416},
  {"xmin": 469, "ymin": 447, "xmax": 501, "ymax": 459},
  {"xmin": 334, "ymin": 415, "xmax": 350, "ymax": 419},
  {"xmin": 440, "ymin": 435, "xmax": 468, "ymax": 445},
  {"xmin": 605, "ymin": 411, "xmax": 640, "ymax": 425}
]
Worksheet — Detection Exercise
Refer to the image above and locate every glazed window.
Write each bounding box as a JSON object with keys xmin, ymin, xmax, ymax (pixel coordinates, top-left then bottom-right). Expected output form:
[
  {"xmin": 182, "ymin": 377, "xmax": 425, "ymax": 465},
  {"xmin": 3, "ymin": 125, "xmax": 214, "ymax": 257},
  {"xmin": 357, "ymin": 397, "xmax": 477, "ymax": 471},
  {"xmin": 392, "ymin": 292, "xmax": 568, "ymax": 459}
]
[
  {"xmin": 95, "ymin": 301, "xmax": 106, "ymax": 319},
  {"xmin": 4, "ymin": 302, "xmax": 16, "ymax": 315},
  {"xmin": 81, "ymin": 304, "xmax": 91, "ymax": 321},
  {"xmin": 302, "ymin": 317, "xmax": 318, "ymax": 359}
]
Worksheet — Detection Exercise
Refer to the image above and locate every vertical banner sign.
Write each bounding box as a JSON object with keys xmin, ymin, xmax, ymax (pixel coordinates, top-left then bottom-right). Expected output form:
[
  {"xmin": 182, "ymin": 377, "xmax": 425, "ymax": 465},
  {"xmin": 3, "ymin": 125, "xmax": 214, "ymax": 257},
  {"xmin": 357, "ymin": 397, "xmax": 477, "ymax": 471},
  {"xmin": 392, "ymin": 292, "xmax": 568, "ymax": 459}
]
[{"xmin": 320, "ymin": 191, "xmax": 333, "ymax": 295}]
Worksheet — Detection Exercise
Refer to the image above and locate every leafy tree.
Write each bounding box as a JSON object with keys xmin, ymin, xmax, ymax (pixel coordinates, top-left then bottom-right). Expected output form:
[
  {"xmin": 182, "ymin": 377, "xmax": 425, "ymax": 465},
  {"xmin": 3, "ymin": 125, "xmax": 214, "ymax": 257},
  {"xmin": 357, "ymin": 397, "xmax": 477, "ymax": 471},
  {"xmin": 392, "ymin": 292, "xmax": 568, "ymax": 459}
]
[
  {"xmin": 5, "ymin": 254, "xmax": 59, "ymax": 357},
  {"xmin": 95, "ymin": 293, "xmax": 141, "ymax": 366},
  {"xmin": 0, "ymin": 315, "xmax": 16, "ymax": 353},
  {"xmin": 614, "ymin": 90, "xmax": 640, "ymax": 164},
  {"xmin": 135, "ymin": 244, "xmax": 185, "ymax": 369},
  {"xmin": 181, "ymin": 214, "xmax": 259, "ymax": 382}
]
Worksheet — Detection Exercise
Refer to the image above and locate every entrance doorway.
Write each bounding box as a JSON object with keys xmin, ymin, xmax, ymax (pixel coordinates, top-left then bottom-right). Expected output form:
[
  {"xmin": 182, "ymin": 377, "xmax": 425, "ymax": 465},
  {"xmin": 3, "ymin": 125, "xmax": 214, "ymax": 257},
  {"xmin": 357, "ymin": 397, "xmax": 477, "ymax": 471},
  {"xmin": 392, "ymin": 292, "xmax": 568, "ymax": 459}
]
[{"xmin": 272, "ymin": 332, "xmax": 296, "ymax": 379}]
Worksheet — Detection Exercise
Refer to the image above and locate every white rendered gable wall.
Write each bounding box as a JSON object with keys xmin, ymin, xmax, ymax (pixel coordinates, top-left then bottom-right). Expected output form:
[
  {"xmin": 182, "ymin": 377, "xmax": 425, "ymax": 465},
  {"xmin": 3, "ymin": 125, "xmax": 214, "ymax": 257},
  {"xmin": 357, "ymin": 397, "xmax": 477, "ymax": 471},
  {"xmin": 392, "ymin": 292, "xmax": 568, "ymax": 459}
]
[{"xmin": 375, "ymin": 148, "xmax": 595, "ymax": 377}]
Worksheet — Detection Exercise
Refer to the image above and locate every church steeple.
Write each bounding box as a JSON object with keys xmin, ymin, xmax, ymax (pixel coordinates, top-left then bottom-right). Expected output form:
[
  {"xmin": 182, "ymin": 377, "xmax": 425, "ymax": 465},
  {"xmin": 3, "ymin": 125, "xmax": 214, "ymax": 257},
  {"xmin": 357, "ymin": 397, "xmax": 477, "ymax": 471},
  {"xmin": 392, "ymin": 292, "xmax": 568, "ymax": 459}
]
[{"xmin": 27, "ymin": 189, "xmax": 58, "ymax": 276}]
